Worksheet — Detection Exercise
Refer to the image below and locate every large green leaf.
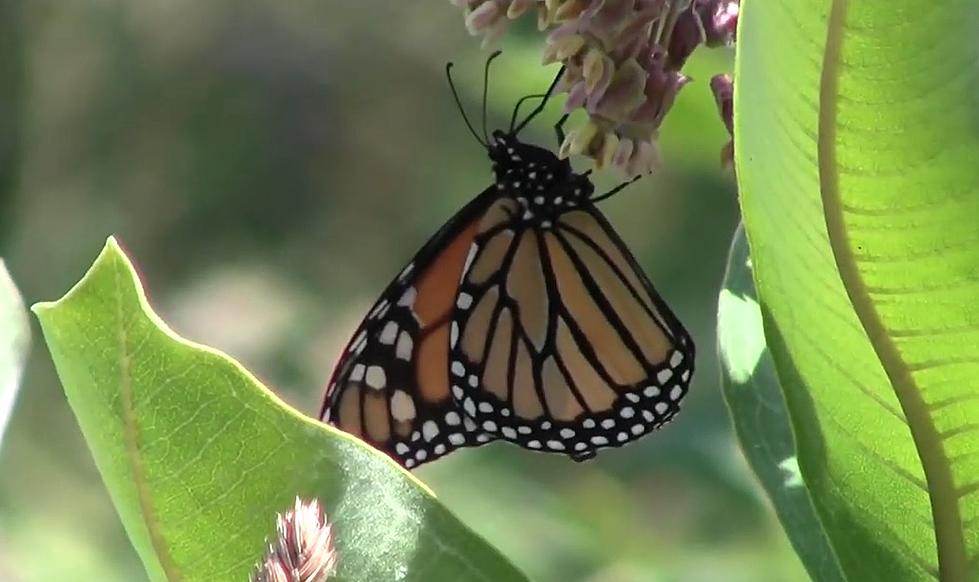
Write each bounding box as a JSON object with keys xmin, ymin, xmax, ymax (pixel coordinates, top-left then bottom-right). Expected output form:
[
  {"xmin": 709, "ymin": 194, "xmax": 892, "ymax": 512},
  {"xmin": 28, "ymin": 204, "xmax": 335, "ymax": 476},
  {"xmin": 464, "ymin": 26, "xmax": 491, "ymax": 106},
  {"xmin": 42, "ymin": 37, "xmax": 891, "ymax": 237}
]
[
  {"xmin": 718, "ymin": 224, "xmax": 844, "ymax": 582},
  {"xmin": 735, "ymin": 1, "xmax": 979, "ymax": 581},
  {"xmin": 0, "ymin": 259, "xmax": 30, "ymax": 449},
  {"xmin": 33, "ymin": 238, "xmax": 528, "ymax": 582}
]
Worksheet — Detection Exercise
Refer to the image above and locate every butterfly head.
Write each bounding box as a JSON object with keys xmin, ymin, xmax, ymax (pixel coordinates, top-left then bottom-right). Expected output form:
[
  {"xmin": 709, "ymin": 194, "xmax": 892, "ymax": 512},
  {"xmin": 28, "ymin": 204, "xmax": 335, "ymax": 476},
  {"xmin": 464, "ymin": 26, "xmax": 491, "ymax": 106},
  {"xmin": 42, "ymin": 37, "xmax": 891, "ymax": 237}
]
[{"xmin": 489, "ymin": 130, "xmax": 594, "ymax": 210}]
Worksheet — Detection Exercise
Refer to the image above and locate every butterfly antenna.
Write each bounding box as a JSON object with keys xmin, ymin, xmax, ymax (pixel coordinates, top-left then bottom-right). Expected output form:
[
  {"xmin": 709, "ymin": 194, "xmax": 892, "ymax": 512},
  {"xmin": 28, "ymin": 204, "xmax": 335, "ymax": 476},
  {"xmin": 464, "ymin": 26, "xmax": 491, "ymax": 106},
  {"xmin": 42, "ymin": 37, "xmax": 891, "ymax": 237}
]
[
  {"xmin": 590, "ymin": 175, "xmax": 642, "ymax": 203},
  {"xmin": 481, "ymin": 50, "xmax": 503, "ymax": 144},
  {"xmin": 446, "ymin": 61, "xmax": 488, "ymax": 149},
  {"xmin": 511, "ymin": 65, "xmax": 566, "ymax": 135}
]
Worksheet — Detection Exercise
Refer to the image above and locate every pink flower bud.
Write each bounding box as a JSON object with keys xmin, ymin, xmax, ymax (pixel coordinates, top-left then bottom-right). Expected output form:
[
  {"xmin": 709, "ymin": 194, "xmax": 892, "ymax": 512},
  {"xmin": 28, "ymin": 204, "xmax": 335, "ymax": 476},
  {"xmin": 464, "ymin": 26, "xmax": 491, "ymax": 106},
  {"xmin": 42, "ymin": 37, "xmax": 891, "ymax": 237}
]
[
  {"xmin": 251, "ymin": 498, "xmax": 338, "ymax": 582},
  {"xmin": 465, "ymin": 1, "xmax": 502, "ymax": 34},
  {"xmin": 710, "ymin": 73, "xmax": 734, "ymax": 167},
  {"xmin": 705, "ymin": 0, "xmax": 739, "ymax": 47}
]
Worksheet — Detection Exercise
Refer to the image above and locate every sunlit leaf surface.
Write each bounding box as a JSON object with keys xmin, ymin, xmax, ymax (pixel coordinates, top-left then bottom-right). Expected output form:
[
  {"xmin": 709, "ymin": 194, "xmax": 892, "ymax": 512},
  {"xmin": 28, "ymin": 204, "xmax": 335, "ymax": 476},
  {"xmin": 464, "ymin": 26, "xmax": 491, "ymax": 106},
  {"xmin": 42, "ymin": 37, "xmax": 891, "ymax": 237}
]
[
  {"xmin": 736, "ymin": 0, "xmax": 979, "ymax": 580},
  {"xmin": 718, "ymin": 225, "xmax": 844, "ymax": 582},
  {"xmin": 34, "ymin": 238, "xmax": 527, "ymax": 582}
]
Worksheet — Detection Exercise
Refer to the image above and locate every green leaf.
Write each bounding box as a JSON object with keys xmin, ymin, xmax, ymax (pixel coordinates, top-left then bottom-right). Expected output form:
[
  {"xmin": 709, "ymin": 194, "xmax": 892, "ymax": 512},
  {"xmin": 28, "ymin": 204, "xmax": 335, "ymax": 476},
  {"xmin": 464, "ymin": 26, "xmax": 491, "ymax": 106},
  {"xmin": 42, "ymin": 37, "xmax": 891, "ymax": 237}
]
[
  {"xmin": 0, "ymin": 259, "xmax": 30, "ymax": 449},
  {"xmin": 33, "ymin": 238, "xmax": 528, "ymax": 582},
  {"xmin": 735, "ymin": 1, "xmax": 979, "ymax": 581},
  {"xmin": 718, "ymin": 224, "xmax": 845, "ymax": 582}
]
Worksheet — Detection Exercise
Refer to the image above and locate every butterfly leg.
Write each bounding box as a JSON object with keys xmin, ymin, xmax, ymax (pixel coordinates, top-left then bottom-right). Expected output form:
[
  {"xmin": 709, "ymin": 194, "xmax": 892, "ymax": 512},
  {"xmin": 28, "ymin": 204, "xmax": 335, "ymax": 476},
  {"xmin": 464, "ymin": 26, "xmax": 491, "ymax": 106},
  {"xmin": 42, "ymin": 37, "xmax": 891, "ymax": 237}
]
[
  {"xmin": 512, "ymin": 66, "xmax": 567, "ymax": 135},
  {"xmin": 589, "ymin": 175, "xmax": 642, "ymax": 204},
  {"xmin": 555, "ymin": 113, "xmax": 570, "ymax": 147}
]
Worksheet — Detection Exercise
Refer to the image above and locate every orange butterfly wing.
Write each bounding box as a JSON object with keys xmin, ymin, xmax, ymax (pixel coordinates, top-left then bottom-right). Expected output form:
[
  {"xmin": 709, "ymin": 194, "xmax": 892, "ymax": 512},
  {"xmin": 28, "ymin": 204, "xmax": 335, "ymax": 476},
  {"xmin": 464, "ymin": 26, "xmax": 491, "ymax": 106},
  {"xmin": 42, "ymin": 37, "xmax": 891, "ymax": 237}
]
[
  {"xmin": 449, "ymin": 134, "xmax": 695, "ymax": 460},
  {"xmin": 320, "ymin": 189, "xmax": 498, "ymax": 468}
]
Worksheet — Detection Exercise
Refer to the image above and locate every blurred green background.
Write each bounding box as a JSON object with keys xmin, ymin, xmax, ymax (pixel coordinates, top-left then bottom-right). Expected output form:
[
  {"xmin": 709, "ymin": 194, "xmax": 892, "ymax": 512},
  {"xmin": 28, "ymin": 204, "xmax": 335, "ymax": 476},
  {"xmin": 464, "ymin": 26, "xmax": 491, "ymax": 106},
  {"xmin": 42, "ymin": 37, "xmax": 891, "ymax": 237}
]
[{"xmin": 0, "ymin": 1, "xmax": 808, "ymax": 581}]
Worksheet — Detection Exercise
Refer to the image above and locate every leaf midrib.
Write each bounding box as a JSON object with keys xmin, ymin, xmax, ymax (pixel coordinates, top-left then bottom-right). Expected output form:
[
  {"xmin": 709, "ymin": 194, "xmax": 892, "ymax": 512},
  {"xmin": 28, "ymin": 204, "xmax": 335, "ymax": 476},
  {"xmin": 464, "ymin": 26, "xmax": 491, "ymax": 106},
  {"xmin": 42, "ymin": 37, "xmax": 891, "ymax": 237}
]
[
  {"xmin": 817, "ymin": 1, "xmax": 967, "ymax": 580},
  {"xmin": 113, "ymin": 253, "xmax": 183, "ymax": 581}
]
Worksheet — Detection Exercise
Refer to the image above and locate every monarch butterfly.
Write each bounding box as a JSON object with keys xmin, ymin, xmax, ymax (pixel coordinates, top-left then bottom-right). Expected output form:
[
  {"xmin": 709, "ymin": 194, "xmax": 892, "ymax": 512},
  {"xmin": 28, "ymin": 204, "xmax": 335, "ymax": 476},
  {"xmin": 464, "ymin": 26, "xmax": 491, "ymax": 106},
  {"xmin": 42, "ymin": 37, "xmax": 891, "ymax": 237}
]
[{"xmin": 320, "ymin": 55, "xmax": 694, "ymax": 469}]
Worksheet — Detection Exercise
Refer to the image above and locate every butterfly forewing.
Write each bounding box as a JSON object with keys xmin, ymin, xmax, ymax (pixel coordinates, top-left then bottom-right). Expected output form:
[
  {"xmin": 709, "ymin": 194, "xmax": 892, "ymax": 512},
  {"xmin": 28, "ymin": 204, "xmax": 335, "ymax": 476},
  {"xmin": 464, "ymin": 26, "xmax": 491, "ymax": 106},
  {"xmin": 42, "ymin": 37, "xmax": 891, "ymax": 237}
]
[
  {"xmin": 321, "ymin": 190, "xmax": 498, "ymax": 468},
  {"xmin": 450, "ymin": 198, "xmax": 694, "ymax": 460}
]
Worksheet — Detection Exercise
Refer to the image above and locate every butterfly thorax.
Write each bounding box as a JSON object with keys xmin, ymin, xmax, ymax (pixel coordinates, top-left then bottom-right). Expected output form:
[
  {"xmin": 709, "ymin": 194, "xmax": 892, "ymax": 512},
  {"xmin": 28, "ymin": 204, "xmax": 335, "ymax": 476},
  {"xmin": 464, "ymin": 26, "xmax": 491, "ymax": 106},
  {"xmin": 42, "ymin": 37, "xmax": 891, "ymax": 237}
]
[{"xmin": 489, "ymin": 131, "xmax": 594, "ymax": 226}]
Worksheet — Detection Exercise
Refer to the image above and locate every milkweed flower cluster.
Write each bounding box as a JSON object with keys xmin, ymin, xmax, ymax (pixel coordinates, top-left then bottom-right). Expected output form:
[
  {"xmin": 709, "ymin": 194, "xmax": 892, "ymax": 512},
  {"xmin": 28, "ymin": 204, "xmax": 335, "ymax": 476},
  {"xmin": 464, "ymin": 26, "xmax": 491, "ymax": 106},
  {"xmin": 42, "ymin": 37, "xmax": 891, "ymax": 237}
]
[
  {"xmin": 452, "ymin": 0, "xmax": 739, "ymax": 176},
  {"xmin": 251, "ymin": 497, "xmax": 339, "ymax": 582}
]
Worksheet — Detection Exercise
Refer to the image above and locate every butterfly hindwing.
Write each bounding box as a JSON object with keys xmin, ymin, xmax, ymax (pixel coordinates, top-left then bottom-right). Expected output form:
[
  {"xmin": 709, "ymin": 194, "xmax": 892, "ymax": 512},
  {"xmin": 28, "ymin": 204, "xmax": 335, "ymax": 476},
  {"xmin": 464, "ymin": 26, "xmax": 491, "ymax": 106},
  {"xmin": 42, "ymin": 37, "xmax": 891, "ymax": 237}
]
[
  {"xmin": 321, "ymin": 189, "xmax": 499, "ymax": 468},
  {"xmin": 449, "ymin": 164, "xmax": 694, "ymax": 460}
]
